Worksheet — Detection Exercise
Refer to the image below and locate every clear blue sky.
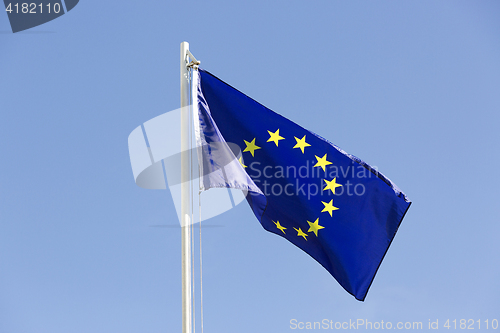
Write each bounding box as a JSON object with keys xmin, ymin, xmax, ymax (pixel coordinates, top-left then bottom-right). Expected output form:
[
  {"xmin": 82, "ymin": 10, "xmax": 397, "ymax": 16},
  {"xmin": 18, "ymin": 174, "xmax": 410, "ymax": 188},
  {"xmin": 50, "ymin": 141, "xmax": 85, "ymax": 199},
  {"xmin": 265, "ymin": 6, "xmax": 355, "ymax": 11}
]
[{"xmin": 1, "ymin": 1, "xmax": 499, "ymax": 332}]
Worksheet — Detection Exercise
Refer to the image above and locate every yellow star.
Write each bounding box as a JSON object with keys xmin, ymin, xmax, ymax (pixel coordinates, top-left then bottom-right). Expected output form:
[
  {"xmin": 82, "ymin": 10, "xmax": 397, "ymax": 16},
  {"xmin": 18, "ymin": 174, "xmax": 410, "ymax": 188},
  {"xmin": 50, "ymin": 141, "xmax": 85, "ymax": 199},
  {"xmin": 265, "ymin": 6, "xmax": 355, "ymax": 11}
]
[
  {"xmin": 323, "ymin": 178, "xmax": 342, "ymax": 194},
  {"xmin": 293, "ymin": 227, "xmax": 308, "ymax": 241},
  {"xmin": 238, "ymin": 156, "xmax": 247, "ymax": 168},
  {"xmin": 267, "ymin": 129, "xmax": 285, "ymax": 147},
  {"xmin": 243, "ymin": 138, "xmax": 261, "ymax": 157},
  {"xmin": 321, "ymin": 199, "xmax": 339, "ymax": 217},
  {"xmin": 273, "ymin": 220, "xmax": 286, "ymax": 234},
  {"xmin": 293, "ymin": 135, "xmax": 311, "ymax": 154},
  {"xmin": 313, "ymin": 154, "xmax": 332, "ymax": 172},
  {"xmin": 307, "ymin": 218, "xmax": 325, "ymax": 237}
]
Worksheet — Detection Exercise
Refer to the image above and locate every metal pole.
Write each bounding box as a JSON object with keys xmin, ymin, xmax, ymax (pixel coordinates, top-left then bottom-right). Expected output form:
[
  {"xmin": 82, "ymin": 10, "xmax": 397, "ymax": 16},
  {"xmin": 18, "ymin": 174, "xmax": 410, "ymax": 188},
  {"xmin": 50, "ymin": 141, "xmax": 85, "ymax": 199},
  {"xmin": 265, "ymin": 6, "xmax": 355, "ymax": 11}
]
[{"xmin": 180, "ymin": 41, "xmax": 192, "ymax": 333}]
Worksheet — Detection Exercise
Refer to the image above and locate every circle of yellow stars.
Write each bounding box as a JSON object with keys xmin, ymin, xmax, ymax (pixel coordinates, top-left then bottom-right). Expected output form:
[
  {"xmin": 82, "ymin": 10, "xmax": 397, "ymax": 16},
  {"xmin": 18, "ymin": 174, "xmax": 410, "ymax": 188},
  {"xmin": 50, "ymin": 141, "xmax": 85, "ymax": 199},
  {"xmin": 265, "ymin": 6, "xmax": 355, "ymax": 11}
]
[{"xmin": 239, "ymin": 128, "xmax": 343, "ymax": 241}]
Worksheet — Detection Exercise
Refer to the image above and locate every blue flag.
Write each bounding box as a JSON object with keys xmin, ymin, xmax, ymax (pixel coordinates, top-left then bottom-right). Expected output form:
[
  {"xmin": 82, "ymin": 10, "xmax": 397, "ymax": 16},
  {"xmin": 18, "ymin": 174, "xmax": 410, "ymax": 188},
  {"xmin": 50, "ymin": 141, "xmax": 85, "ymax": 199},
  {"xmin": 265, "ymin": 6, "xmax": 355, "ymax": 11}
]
[{"xmin": 195, "ymin": 69, "xmax": 411, "ymax": 301}]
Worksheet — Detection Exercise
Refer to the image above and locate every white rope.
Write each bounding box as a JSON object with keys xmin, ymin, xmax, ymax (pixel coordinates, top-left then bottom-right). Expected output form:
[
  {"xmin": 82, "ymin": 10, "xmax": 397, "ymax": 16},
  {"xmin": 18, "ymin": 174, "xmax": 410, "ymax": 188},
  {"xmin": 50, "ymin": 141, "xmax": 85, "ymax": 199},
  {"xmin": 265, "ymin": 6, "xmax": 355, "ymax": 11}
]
[
  {"xmin": 192, "ymin": 67, "xmax": 204, "ymax": 333},
  {"xmin": 189, "ymin": 68, "xmax": 196, "ymax": 333},
  {"xmin": 191, "ymin": 212, "xmax": 195, "ymax": 333},
  {"xmin": 199, "ymin": 192, "xmax": 204, "ymax": 333}
]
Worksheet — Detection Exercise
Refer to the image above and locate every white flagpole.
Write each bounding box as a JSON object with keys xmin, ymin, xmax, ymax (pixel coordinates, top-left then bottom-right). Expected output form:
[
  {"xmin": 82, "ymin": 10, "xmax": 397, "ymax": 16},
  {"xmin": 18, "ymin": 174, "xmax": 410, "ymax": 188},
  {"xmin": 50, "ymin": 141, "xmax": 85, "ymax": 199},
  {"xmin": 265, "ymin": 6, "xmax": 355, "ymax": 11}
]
[{"xmin": 180, "ymin": 41, "xmax": 192, "ymax": 333}]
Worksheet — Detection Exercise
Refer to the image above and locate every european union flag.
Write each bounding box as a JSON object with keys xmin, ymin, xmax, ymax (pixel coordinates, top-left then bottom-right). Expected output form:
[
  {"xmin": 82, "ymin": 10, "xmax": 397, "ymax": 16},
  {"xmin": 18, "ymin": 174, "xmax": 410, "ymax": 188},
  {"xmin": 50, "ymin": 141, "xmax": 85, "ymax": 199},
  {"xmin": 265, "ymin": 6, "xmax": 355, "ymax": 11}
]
[{"xmin": 195, "ymin": 69, "xmax": 411, "ymax": 301}]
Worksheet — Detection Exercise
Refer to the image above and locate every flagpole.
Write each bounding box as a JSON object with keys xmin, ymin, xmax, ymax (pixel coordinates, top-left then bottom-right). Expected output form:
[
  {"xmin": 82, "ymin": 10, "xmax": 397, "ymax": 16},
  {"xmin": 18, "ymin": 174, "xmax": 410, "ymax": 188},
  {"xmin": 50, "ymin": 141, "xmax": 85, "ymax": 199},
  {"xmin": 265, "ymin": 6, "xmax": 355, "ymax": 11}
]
[{"xmin": 180, "ymin": 41, "xmax": 192, "ymax": 333}]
